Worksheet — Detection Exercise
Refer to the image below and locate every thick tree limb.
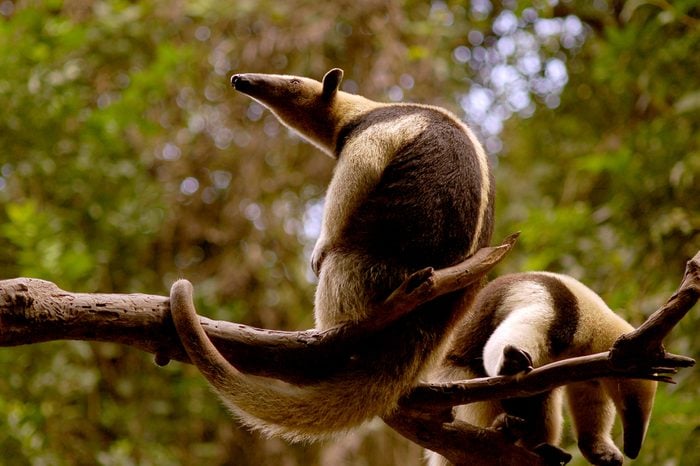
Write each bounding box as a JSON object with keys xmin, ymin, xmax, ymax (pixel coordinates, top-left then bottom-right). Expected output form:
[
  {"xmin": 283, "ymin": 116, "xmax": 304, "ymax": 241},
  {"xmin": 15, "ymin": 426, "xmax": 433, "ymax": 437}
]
[{"xmin": 0, "ymin": 234, "xmax": 517, "ymax": 384}]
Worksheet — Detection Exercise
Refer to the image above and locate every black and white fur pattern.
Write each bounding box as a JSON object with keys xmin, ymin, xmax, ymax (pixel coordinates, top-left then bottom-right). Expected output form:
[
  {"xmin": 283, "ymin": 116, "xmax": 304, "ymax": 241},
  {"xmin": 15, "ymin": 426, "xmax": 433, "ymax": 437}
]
[
  {"xmin": 170, "ymin": 69, "xmax": 495, "ymax": 441},
  {"xmin": 427, "ymin": 272, "xmax": 657, "ymax": 466}
]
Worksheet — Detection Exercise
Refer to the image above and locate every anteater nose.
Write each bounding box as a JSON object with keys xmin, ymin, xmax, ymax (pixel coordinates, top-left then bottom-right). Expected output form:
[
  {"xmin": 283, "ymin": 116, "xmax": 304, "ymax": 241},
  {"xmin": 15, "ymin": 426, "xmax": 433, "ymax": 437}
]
[{"xmin": 231, "ymin": 74, "xmax": 253, "ymax": 92}]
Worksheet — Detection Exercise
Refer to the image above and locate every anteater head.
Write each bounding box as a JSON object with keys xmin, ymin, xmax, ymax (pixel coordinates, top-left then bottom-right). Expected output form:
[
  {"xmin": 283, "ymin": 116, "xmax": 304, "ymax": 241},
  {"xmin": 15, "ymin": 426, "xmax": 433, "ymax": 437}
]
[
  {"xmin": 231, "ymin": 68, "xmax": 343, "ymax": 102},
  {"xmin": 230, "ymin": 68, "xmax": 351, "ymax": 156}
]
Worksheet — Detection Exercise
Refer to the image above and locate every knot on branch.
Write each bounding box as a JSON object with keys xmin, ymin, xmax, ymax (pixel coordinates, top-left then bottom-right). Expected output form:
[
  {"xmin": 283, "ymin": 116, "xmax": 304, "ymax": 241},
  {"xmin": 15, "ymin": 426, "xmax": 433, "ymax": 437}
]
[{"xmin": 1, "ymin": 279, "xmax": 41, "ymax": 313}]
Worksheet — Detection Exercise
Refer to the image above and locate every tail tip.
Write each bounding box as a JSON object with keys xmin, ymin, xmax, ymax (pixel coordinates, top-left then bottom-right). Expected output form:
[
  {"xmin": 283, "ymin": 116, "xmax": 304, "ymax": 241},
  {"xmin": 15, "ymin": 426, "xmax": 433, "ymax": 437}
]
[{"xmin": 171, "ymin": 278, "xmax": 193, "ymax": 294}]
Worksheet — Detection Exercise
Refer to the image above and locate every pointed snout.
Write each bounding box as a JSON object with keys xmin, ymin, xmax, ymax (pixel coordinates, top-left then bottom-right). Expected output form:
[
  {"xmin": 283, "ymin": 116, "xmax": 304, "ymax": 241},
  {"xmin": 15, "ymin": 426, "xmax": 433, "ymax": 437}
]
[
  {"xmin": 230, "ymin": 73, "xmax": 272, "ymax": 97},
  {"xmin": 621, "ymin": 404, "xmax": 650, "ymax": 459},
  {"xmin": 230, "ymin": 74, "xmax": 249, "ymax": 90},
  {"xmin": 619, "ymin": 381, "xmax": 657, "ymax": 459}
]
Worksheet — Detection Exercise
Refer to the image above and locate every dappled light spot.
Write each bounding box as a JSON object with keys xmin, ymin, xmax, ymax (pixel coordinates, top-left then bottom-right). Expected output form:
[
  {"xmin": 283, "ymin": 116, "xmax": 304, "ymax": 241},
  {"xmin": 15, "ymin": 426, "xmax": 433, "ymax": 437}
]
[{"xmin": 180, "ymin": 177, "xmax": 199, "ymax": 196}]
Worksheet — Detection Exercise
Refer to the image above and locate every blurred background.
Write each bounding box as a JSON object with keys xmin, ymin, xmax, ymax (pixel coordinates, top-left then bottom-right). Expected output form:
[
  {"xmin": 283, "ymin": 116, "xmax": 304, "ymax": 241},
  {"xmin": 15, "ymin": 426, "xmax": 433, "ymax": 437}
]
[{"xmin": 0, "ymin": 0, "xmax": 698, "ymax": 465}]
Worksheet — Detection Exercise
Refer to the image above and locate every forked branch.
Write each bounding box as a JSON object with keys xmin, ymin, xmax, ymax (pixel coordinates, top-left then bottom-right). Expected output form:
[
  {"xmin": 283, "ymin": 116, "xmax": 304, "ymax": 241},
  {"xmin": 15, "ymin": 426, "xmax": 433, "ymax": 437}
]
[{"xmin": 0, "ymin": 234, "xmax": 517, "ymax": 384}]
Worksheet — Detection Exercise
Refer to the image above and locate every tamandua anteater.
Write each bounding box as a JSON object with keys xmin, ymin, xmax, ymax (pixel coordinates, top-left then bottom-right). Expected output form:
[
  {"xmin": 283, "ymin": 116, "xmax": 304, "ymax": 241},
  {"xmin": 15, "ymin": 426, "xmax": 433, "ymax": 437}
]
[
  {"xmin": 427, "ymin": 272, "xmax": 657, "ymax": 466},
  {"xmin": 170, "ymin": 68, "xmax": 495, "ymax": 441}
]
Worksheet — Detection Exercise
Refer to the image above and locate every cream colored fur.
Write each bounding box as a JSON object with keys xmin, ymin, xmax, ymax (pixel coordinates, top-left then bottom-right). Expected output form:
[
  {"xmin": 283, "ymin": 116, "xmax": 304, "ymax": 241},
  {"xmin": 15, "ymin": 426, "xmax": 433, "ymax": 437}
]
[
  {"xmin": 171, "ymin": 69, "xmax": 493, "ymax": 442},
  {"xmin": 312, "ymin": 112, "xmax": 430, "ymax": 328}
]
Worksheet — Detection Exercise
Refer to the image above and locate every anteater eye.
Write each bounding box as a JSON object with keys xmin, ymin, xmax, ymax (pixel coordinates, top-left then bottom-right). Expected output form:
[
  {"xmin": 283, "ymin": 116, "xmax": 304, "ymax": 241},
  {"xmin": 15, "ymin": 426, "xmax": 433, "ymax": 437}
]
[{"xmin": 288, "ymin": 78, "xmax": 302, "ymax": 95}]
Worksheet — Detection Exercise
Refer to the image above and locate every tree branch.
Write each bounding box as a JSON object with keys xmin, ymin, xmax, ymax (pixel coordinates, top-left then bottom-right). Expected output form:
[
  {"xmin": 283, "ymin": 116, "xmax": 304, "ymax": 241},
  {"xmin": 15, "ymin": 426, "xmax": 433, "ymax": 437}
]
[
  {"xmin": 355, "ymin": 231, "xmax": 520, "ymax": 333},
  {"xmin": 401, "ymin": 351, "xmax": 688, "ymax": 413},
  {"xmin": 383, "ymin": 412, "xmax": 548, "ymax": 466},
  {"xmin": 0, "ymin": 234, "xmax": 518, "ymax": 384}
]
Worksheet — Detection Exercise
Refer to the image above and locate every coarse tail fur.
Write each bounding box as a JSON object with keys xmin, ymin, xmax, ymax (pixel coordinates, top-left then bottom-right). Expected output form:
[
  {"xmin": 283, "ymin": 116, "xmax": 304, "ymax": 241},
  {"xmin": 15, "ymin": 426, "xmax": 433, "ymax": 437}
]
[
  {"xmin": 171, "ymin": 69, "xmax": 495, "ymax": 441},
  {"xmin": 427, "ymin": 272, "xmax": 657, "ymax": 466}
]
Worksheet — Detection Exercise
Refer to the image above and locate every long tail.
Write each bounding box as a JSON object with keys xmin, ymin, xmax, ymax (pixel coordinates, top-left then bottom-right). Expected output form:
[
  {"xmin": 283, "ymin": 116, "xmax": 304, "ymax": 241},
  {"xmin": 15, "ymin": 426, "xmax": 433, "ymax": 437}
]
[
  {"xmin": 168, "ymin": 279, "xmax": 400, "ymax": 442},
  {"xmin": 170, "ymin": 280, "xmax": 239, "ymax": 388}
]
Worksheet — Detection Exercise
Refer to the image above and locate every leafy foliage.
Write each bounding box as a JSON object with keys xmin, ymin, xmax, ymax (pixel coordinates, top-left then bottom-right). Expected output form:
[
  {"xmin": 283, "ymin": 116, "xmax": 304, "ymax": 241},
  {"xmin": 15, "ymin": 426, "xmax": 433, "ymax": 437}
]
[{"xmin": 0, "ymin": 1, "xmax": 697, "ymax": 464}]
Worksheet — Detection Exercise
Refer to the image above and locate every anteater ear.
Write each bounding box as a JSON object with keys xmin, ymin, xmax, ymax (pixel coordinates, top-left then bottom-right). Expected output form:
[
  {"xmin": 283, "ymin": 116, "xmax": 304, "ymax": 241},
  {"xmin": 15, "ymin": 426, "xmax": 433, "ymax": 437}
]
[{"xmin": 322, "ymin": 68, "xmax": 344, "ymax": 100}]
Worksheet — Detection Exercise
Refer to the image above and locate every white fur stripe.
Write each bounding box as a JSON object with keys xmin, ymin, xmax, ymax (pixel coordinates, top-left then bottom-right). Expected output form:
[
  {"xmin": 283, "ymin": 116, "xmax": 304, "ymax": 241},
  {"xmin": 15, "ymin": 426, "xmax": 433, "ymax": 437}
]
[{"xmin": 483, "ymin": 280, "xmax": 554, "ymax": 375}]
